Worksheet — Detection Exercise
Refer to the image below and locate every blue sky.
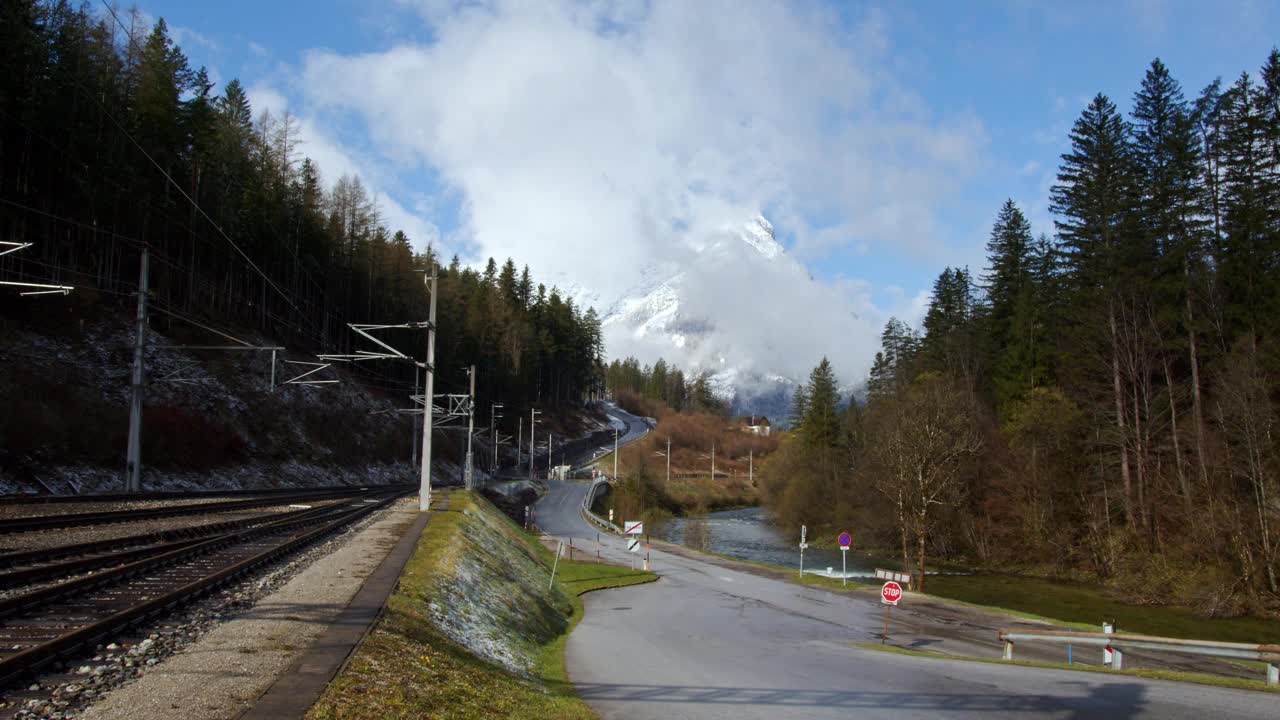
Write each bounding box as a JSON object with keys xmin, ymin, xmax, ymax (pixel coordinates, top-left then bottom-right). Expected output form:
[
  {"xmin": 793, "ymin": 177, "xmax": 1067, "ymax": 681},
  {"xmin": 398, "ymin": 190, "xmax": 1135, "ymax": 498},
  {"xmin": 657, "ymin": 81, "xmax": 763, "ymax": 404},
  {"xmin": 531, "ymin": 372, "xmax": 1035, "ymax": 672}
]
[{"xmin": 130, "ymin": 0, "xmax": 1278, "ymax": 376}]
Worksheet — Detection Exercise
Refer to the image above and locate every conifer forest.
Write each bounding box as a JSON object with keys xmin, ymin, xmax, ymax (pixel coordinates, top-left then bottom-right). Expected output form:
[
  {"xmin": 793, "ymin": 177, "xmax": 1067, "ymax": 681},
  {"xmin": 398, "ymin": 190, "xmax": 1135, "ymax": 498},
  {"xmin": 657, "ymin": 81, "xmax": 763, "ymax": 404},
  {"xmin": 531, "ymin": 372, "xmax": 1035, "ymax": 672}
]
[
  {"xmin": 767, "ymin": 54, "xmax": 1280, "ymax": 614},
  {"xmin": 0, "ymin": 1, "xmax": 604, "ymax": 421}
]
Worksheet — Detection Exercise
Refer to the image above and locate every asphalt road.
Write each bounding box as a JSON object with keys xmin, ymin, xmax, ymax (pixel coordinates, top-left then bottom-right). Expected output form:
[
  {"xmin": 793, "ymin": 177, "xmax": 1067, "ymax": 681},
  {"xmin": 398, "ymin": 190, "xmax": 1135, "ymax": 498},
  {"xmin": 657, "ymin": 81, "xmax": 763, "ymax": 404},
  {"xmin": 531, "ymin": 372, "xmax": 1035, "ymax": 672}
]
[{"xmin": 534, "ymin": 408, "xmax": 1277, "ymax": 719}]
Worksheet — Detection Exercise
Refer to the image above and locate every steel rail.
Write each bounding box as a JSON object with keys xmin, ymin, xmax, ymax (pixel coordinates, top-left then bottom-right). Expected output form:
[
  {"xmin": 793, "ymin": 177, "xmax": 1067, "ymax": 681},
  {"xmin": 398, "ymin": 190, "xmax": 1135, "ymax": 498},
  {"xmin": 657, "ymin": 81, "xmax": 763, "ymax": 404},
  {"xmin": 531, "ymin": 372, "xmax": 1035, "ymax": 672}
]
[
  {"xmin": 0, "ymin": 486, "xmax": 403, "ymax": 534},
  {"xmin": 0, "ymin": 492, "xmax": 404, "ymax": 687},
  {"xmin": 0, "ymin": 504, "xmax": 343, "ymax": 588},
  {"xmin": 0, "ymin": 485, "xmax": 408, "ymax": 506}
]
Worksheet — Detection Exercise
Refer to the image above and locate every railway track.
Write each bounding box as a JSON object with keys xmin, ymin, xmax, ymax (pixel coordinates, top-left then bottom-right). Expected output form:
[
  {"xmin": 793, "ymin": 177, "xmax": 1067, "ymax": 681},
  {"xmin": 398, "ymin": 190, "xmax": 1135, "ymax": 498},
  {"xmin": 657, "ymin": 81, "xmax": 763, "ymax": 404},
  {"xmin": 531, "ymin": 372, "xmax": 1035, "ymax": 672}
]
[
  {"xmin": 0, "ymin": 489, "xmax": 407, "ymax": 691},
  {"xmin": 0, "ymin": 485, "xmax": 411, "ymax": 535},
  {"xmin": 0, "ymin": 486, "xmax": 392, "ymax": 506},
  {"xmin": 0, "ymin": 502, "xmax": 348, "ymax": 590}
]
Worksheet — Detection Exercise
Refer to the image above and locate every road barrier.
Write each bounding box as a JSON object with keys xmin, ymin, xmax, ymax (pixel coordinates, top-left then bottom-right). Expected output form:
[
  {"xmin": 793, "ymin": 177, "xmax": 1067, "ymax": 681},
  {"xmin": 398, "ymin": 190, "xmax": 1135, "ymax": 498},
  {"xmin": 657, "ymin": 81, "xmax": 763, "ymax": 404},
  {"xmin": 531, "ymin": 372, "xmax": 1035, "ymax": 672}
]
[
  {"xmin": 997, "ymin": 628, "xmax": 1280, "ymax": 686},
  {"xmin": 581, "ymin": 478, "xmax": 623, "ymax": 534}
]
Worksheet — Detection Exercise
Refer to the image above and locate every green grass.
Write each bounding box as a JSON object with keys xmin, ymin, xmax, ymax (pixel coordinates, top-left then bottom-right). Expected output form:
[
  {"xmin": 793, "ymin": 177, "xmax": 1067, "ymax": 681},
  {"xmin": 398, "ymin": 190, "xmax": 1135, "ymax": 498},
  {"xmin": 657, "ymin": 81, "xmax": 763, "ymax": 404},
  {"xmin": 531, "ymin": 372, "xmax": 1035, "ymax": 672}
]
[
  {"xmin": 925, "ymin": 574, "xmax": 1280, "ymax": 645},
  {"xmin": 659, "ymin": 538, "xmax": 1280, "ymax": 651},
  {"xmin": 851, "ymin": 642, "xmax": 1279, "ymax": 694},
  {"xmin": 307, "ymin": 491, "xmax": 656, "ymax": 720},
  {"xmin": 535, "ymin": 560, "xmax": 658, "ymax": 687}
]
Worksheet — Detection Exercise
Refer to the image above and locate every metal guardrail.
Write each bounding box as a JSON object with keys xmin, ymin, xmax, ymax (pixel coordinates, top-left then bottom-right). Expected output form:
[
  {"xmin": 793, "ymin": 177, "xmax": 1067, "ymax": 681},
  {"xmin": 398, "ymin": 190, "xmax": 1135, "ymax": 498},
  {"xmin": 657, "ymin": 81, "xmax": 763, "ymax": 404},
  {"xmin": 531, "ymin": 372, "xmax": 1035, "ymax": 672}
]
[
  {"xmin": 581, "ymin": 478, "xmax": 623, "ymax": 534},
  {"xmin": 997, "ymin": 628, "xmax": 1280, "ymax": 686}
]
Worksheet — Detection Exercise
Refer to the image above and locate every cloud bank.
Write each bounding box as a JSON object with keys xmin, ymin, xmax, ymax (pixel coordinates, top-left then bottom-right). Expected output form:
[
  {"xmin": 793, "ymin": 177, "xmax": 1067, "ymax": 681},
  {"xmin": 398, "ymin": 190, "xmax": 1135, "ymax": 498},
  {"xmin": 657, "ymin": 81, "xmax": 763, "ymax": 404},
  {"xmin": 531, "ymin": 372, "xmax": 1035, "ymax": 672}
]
[{"xmin": 285, "ymin": 0, "xmax": 982, "ymax": 384}]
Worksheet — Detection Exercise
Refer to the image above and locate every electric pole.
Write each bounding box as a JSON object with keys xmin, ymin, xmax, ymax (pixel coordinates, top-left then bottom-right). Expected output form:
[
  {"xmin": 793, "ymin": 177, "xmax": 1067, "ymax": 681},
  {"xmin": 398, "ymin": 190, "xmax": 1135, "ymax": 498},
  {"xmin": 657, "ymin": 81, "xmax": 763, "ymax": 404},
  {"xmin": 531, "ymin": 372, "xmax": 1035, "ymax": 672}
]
[
  {"xmin": 411, "ymin": 370, "xmax": 420, "ymax": 469},
  {"xmin": 464, "ymin": 365, "xmax": 476, "ymax": 490},
  {"xmin": 529, "ymin": 408, "xmax": 542, "ymax": 482},
  {"xmin": 125, "ymin": 248, "xmax": 149, "ymax": 493},
  {"xmin": 491, "ymin": 403, "xmax": 503, "ymax": 472},
  {"xmin": 419, "ymin": 264, "xmax": 438, "ymax": 512}
]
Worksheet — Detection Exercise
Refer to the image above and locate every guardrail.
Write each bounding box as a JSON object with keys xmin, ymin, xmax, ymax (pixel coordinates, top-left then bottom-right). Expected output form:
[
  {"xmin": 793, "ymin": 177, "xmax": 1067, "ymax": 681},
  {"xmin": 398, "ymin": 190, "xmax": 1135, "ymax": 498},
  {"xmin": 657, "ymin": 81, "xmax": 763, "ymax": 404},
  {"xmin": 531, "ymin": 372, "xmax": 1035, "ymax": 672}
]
[
  {"xmin": 997, "ymin": 628, "xmax": 1280, "ymax": 686},
  {"xmin": 581, "ymin": 478, "xmax": 623, "ymax": 534}
]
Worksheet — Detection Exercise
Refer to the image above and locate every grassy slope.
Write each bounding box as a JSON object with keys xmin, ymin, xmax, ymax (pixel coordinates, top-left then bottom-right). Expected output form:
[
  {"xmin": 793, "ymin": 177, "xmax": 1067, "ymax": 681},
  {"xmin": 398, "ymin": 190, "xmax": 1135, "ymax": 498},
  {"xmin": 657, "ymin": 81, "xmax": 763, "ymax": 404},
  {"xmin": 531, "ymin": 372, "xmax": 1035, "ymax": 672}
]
[{"xmin": 306, "ymin": 491, "xmax": 654, "ymax": 720}]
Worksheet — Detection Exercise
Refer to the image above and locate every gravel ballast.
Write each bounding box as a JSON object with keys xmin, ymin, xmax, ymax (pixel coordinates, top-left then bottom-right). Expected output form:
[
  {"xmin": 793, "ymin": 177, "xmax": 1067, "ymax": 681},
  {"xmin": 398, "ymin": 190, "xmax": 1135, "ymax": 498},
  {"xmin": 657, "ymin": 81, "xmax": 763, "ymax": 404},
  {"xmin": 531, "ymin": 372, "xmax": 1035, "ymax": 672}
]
[{"xmin": 1, "ymin": 498, "xmax": 419, "ymax": 720}]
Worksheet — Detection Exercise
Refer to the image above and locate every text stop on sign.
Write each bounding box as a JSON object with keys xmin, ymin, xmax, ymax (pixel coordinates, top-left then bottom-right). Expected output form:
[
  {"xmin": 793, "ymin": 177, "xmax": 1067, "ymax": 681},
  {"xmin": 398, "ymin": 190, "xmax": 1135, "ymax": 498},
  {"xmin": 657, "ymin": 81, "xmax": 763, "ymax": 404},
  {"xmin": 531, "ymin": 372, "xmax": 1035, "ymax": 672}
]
[{"xmin": 881, "ymin": 581, "xmax": 902, "ymax": 605}]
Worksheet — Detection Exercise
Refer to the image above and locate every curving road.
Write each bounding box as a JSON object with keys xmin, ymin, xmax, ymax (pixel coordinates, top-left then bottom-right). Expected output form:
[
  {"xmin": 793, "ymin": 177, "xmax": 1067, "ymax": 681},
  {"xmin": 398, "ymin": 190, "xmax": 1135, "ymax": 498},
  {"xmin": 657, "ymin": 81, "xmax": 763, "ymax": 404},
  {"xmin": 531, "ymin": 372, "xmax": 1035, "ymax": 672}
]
[{"xmin": 534, "ymin": 408, "xmax": 1276, "ymax": 719}]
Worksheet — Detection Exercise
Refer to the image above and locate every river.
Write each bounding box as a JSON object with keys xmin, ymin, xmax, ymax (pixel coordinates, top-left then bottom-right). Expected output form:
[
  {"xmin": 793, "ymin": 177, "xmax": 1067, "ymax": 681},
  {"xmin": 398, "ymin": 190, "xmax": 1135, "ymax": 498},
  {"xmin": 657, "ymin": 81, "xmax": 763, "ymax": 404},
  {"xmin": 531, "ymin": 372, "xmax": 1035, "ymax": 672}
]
[{"xmin": 652, "ymin": 506, "xmax": 883, "ymax": 579}]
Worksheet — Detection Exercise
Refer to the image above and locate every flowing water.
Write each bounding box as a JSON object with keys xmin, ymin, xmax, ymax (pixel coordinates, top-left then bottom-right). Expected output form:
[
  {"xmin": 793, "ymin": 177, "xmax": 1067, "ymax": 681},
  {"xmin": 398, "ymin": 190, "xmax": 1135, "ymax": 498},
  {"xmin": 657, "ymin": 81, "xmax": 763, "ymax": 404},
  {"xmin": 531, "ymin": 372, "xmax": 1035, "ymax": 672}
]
[{"xmin": 652, "ymin": 506, "xmax": 883, "ymax": 579}]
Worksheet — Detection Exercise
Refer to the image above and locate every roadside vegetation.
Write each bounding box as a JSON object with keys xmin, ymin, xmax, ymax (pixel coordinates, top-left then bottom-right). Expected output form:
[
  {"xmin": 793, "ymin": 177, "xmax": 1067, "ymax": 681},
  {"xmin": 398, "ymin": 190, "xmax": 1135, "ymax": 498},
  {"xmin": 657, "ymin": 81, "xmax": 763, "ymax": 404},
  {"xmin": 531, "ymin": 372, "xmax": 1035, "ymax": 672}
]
[
  {"xmin": 306, "ymin": 491, "xmax": 654, "ymax": 720},
  {"xmin": 759, "ymin": 52, "xmax": 1280, "ymax": 622},
  {"xmin": 593, "ymin": 388, "xmax": 779, "ymax": 520}
]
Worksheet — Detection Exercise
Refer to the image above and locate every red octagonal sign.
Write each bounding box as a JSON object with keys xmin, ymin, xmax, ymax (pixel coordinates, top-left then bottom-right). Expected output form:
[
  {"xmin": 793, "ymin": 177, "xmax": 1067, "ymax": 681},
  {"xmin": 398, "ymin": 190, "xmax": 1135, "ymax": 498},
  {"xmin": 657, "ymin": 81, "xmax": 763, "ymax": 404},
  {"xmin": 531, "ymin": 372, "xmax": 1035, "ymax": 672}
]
[{"xmin": 881, "ymin": 581, "xmax": 903, "ymax": 606}]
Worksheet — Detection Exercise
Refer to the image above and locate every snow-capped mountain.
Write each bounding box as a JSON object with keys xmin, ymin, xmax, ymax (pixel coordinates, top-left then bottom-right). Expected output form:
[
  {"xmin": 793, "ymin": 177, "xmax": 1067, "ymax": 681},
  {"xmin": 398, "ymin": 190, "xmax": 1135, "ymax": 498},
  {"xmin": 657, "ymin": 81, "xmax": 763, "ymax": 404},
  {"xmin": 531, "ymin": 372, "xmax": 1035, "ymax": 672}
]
[{"xmin": 600, "ymin": 215, "xmax": 833, "ymax": 416}]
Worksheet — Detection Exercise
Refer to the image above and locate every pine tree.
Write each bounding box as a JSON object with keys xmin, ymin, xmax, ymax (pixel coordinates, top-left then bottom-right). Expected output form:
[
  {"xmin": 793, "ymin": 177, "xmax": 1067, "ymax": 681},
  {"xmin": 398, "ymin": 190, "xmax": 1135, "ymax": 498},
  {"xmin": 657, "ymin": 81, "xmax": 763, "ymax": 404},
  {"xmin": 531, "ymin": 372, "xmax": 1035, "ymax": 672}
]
[
  {"xmin": 1131, "ymin": 58, "xmax": 1211, "ymax": 498},
  {"xmin": 1217, "ymin": 72, "xmax": 1273, "ymax": 344},
  {"xmin": 1051, "ymin": 93, "xmax": 1141, "ymax": 525},
  {"xmin": 800, "ymin": 358, "xmax": 842, "ymax": 448}
]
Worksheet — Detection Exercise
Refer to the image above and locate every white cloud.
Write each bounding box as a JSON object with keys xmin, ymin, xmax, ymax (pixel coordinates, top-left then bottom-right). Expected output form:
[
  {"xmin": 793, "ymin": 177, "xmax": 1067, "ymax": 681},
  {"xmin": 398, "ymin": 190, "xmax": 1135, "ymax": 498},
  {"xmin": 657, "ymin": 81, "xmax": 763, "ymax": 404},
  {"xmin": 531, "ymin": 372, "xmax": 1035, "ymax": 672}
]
[{"xmin": 281, "ymin": 0, "xmax": 987, "ymax": 385}]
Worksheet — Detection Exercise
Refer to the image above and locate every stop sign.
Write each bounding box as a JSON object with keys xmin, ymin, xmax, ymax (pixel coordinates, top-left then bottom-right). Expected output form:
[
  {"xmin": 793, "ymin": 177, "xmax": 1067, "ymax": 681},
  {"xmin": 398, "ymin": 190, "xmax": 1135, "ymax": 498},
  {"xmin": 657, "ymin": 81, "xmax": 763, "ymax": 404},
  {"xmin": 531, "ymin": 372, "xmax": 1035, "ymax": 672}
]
[{"xmin": 881, "ymin": 581, "xmax": 903, "ymax": 605}]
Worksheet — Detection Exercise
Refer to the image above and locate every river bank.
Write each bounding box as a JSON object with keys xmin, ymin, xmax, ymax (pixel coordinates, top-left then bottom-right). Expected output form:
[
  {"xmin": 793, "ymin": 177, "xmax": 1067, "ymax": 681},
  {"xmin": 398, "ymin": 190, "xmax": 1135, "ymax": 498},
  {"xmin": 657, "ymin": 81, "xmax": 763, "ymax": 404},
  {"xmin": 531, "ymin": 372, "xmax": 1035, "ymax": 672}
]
[{"xmin": 652, "ymin": 506, "xmax": 1280, "ymax": 645}]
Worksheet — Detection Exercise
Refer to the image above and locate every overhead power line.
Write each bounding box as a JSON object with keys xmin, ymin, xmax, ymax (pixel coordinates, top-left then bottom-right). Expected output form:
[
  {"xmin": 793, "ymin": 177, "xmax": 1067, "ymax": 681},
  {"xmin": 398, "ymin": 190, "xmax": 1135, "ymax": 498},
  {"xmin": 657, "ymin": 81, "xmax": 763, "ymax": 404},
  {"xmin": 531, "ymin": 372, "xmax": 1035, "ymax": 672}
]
[{"xmin": 96, "ymin": 0, "xmax": 304, "ymax": 319}]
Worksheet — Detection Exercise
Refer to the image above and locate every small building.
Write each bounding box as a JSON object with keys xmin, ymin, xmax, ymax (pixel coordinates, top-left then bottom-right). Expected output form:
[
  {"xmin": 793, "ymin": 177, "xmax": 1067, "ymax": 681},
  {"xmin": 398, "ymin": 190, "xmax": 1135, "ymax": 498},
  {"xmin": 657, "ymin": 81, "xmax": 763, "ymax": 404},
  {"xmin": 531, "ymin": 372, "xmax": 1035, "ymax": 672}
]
[{"xmin": 736, "ymin": 415, "xmax": 772, "ymax": 437}]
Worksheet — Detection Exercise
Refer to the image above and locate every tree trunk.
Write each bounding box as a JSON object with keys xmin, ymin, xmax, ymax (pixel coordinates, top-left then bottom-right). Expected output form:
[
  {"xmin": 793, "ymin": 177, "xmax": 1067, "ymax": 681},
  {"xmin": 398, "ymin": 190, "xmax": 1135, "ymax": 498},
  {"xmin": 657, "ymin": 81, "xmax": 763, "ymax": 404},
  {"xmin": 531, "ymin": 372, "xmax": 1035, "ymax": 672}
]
[
  {"xmin": 917, "ymin": 509, "xmax": 928, "ymax": 594},
  {"xmin": 1161, "ymin": 352, "xmax": 1191, "ymax": 514},
  {"xmin": 1109, "ymin": 300, "xmax": 1135, "ymax": 525},
  {"xmin": 1185, "ymin": 258, "xmax": 1210, "ymax": 492},
  {"xmin": 898, "ymin": 490, "xmax": 910, "ymax": 577}
]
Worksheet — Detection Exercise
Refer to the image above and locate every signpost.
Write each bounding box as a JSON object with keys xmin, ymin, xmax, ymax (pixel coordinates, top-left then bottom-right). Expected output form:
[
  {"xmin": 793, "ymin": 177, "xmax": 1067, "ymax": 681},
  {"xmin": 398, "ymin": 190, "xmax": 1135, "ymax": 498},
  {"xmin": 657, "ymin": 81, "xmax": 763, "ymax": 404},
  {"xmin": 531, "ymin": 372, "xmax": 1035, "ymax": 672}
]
[
  {"xmin": 627, "ymin": 534, "xmax": 641, "ymax": 570},
  {"xmin": 624, "ymin": 521, "xmax": 644, "ymax": 536},
  {"xmin": 880, "ymin": 580, "xmax": 902, "ymax": 643},
  {"xmin": 799, "ymin": 525, "xmax": 807, "ymax": 578},
  {"xmin": 838, "ymin": 531, "xmax": 852, "ymax": 587}
]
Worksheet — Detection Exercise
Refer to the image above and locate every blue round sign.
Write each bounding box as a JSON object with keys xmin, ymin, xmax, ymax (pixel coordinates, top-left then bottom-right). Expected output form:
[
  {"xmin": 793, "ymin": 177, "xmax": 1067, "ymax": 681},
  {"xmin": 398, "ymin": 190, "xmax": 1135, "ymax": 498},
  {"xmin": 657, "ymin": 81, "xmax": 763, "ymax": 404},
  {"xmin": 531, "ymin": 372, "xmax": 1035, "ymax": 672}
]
[{"xmin": 838, "ymin": 532, "xmax": 852, "ymax": 548}]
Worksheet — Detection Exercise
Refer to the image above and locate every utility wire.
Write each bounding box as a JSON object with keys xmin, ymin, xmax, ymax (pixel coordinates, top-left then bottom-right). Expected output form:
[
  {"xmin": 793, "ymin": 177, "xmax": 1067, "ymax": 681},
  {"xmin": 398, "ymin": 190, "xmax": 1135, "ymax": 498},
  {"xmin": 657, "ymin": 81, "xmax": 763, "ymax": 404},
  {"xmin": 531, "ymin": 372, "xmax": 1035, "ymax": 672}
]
[{"xmin": 96, "ymin": 0, "xmax": 303, "ymax": 318}]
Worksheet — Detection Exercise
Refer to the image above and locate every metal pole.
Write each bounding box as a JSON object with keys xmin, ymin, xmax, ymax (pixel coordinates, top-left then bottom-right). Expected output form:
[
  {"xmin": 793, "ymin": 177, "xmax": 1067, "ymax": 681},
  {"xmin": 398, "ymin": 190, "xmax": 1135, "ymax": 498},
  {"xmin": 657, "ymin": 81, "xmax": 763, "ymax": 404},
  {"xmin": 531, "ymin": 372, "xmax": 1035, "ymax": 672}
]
[
  {"xmin": 842, "ymin": 548, "xmax": 847, "ymax": 587},
  {"xmin": 529, "ymin": 408, "xmax": 539, "ymax": 482},
  {"xmin": 547, "ymin": 432, "xmax": 552, "ymax": 479},
  {"xmin": 666, "ymin": 437, "xmax": 671, "ymax": 485},
  {"xmin": 518, "ymin": 417, "xmax": 523, "ymax": 468},
  {"xmin": 270, "ymin": 349, "xmax": 277, "ymax": 393},
  {"xmin": 749, "ymin": 450, "xmax": 753, "ymax": 485},
  {"xmin": 464, "ymin": 365, "xmax": 475, "ymax": 490},
  {"xmin": 882, "ymin": 605, "xmax": 891, "ymax": 644},
  {"xmin": 491, "ymin": 405, "xmax": 497, "ymax": 472},
  {"xmin": 419, "ymin": 266, "xmax": 438, "ymax": 512},
  {"xmin": 125, "ymin": 248, "xmax": 149, "ymax": 493},
  {"xmin": 613, "ymin": 428, "xmax": 619, "ymax": 480},
  {"xmin": 411, "ymin": 370, "xmax": 420, "ymax": 469},
  {"xmin": 711, "ymin": 443, "xmax": 715, "ymax": 480}
]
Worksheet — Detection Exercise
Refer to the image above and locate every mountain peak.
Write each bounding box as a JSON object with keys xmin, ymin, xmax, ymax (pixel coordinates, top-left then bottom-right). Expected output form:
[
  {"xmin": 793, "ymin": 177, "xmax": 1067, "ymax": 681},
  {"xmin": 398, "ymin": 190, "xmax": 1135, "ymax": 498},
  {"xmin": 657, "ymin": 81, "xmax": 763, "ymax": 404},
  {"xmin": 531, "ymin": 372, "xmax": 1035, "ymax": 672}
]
[{"xmin": 738, "ymin": 215, "xmax": 783, "ymax": 260}]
